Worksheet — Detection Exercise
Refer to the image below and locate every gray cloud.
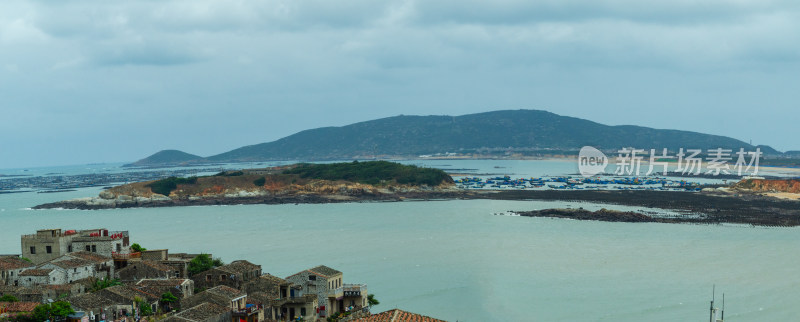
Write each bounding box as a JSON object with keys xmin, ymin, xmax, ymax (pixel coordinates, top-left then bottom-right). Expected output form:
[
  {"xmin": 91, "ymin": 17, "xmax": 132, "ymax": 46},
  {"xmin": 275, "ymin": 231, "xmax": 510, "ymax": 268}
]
[{"xmin": 0, "ymin": 0, "xmax": 798, "ymax": 168}]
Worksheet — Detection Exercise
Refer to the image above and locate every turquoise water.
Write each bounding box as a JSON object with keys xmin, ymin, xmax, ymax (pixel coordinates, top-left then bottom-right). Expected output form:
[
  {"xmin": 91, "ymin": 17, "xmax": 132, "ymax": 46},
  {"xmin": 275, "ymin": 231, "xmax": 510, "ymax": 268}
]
[{"xmin": 1, "ymin": 161, "xmax": 798, "ymax": 321}]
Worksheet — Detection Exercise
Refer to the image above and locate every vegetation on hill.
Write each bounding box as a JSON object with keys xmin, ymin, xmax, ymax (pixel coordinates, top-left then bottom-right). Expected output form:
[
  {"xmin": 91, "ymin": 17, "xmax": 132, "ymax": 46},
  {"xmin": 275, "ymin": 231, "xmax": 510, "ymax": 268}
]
[
  {"xmin": 146, "ymin": 176, "xmax": 198, "ymax": 196},
  {"xmin": 283, "ymin": 161, "xmax": 452, "ymax": 186}
]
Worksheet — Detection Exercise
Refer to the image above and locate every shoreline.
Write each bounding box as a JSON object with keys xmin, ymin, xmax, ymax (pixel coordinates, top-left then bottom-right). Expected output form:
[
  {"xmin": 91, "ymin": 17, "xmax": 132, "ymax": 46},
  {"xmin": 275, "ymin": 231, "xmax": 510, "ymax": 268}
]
[{"xmin": 33, "ymin": 189, "xmax": 800, "ymax": 227}]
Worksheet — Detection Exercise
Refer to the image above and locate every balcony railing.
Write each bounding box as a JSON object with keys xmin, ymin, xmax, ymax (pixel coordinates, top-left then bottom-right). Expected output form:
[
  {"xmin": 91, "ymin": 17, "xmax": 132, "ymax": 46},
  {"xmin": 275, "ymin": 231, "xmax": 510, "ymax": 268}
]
[{"xmin": 329, "ymin": 284, "xmax": 367, "ymax": 298}]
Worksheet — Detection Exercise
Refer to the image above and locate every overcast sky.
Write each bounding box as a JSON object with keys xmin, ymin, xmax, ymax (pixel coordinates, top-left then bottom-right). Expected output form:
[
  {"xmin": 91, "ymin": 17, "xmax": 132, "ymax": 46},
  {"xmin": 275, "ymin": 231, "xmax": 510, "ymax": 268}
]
[{"xmin": 1, "ymin": 0, "xmax": 798, "ymax": 168}]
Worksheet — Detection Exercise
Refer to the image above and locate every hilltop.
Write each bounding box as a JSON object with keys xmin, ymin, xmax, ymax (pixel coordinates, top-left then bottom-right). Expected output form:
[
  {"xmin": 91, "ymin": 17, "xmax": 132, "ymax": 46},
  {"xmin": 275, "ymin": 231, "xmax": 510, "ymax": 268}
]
[
  {"xmin": 129, "ymin": 109, "xmax": 779, "ymax": 166},
  {"xmin": 125, "ymin": 149, "xmax": 205, "ymax": 167}
]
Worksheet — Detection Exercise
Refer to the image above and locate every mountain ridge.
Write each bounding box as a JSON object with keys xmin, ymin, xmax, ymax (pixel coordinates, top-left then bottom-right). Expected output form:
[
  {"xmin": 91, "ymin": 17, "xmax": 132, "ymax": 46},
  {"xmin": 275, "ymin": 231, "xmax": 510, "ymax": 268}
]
[{"xmin": 128, "ymin": 109, "xmax": 780, "ymax": 166}]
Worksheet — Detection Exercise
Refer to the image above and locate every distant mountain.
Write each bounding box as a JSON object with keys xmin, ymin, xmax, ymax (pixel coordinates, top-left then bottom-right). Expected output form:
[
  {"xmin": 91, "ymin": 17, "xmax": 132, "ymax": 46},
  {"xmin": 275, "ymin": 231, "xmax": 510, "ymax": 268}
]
[
  {"xmin": 207, "ymin": 110, "xmax": 777, "ymax": 161},
  {"xmin": 125, "ymin": 150, "xmax": 205, "ymax": 167},
  {"xmin": 784, "ymin": 151, "xmax": 800, "ymax": 157},
  {"xmin": 132, "ymin": 110, "xmax": 781, "ymax": 165}
]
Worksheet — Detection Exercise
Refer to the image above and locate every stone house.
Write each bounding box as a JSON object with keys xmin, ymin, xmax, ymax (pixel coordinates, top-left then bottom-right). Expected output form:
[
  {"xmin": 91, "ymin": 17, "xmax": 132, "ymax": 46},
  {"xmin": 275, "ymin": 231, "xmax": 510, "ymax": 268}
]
[
  {"xmin": 0, "ymin": 257, "xmax": 33, "ymax": 286},
  {"xmin": 20, "ymin": 229, "xmax": 130, "ymax": 265},
  {"xmin": 65, "ymin": 251, "xmax": 115, "ymax": 280},
  {"xmin": 39, "ymin": 257, "xmax": 97, "ymax": 284},
  {"xmin": 191, "ymin": 260, "xmax": 262, "ymax": 290},
  {"xmin": 286, "ymin": 265, "xmax": 367, "ymax": 319},
  {"xmin": 139, "ymin": 249, "xmax": 192, "ymax": 278},
  {"xmin": 16, "ymin": 268, "xmax": 65, "ymax": 287},
  {"xmin": 116, "ymin": 260, "xmax": 175, "ymax": 282}
]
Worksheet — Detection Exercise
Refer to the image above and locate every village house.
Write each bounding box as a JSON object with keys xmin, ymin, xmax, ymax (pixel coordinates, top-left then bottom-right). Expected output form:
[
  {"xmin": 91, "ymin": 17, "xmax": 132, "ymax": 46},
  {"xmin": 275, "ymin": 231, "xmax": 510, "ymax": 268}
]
[
  {"xmin": 242, "ymin": 273, "xmax": 318, "ymax": 321},
  {"xmin": 65, "ymin": 251, "xmax": 115, "ymax": 279},
  {"xmin": 180, "ymin": 285, "xmax": 263, "ymax": 322},
  {"xmin": 116, "ymin": 260, "xmax": 175, "ymax": 282},
  {"xmin": 286, "ymin": 265, "xmax": 368, "ymax": 319},
  {"xmin": 16, "ymin": 268, "xmax": 64, "ymax": 287},
  {"xmin": 0, "ymin": 256, "xmax": 33, "ymax": 286},
  {"xmin": 38, "ymin": 256, "xmax": 97, "ymax": 284},
  {"xmin": 20, "ymin": 229, "xmax": 130, "ymax": 265},
  {"xmin": 191, "ymin": 260, "xmax": 262, "ymax": 290}
]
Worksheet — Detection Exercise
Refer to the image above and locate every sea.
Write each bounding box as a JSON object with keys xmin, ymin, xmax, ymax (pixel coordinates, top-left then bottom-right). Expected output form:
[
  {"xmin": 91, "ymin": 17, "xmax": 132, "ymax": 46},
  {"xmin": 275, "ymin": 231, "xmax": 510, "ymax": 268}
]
[{"xmin": 1, "ymin": 160, "xmax": 798, "ymax": 321}]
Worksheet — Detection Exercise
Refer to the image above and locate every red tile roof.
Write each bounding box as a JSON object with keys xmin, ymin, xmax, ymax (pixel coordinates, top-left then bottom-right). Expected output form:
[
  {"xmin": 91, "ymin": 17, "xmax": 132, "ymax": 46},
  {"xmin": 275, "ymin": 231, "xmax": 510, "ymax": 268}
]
[
  {"xmin": 0, "ymin": 257, "xmax": 33, "ymax": 270},
  {"xmin": 354, "ymin": 309, "xmax": 447, "ymax": 322},
  {"xmin": 0, "ymin": 301, "xmax": 40, "ymax": 312}
]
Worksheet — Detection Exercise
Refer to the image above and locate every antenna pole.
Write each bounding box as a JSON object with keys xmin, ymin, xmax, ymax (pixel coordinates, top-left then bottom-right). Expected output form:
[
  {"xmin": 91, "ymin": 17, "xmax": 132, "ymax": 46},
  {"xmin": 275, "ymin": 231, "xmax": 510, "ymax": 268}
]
[{"xmin": 721, "ymin": 293, "xmax": 725, "ymax": 321}]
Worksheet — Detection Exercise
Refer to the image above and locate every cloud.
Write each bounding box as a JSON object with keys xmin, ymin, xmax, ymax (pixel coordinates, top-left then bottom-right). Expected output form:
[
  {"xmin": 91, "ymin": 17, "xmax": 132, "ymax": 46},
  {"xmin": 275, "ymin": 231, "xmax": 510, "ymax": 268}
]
[{"xmin": 0, "ymin": 0, "xmax": 799, "ymax": 167}]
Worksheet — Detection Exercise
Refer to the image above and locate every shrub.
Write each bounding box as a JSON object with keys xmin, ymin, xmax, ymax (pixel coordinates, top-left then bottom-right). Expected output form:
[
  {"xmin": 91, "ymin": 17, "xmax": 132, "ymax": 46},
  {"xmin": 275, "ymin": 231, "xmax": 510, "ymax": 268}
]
[
  {"xmin": 146, "ymin": 176, "xmax": 198, "ymax": 196},
  {"xmin": 253, "ymin": 177, "xmax": 266, "ymax": 186},
  {"xmin": 283, "ymin": 161, "xmax": 452, "ymax": 186}
]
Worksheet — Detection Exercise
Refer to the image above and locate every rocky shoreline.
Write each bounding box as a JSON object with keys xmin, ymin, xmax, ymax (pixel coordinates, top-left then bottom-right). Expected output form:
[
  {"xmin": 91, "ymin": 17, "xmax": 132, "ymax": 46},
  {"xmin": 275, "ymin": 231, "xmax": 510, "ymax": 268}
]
[
  {"xmin": 33, "ymin": 188, "xmax": 800, "ymax": 226},
  {"xmin": 510, "ymin": 208, "xmax": 699, "ymax": 224}
]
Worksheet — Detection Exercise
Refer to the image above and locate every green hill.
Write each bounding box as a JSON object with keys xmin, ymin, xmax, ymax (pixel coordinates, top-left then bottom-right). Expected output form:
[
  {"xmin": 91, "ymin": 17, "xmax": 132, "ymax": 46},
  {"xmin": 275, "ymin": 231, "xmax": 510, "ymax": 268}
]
[{"xmin": 205, "ymin": 109, "xmax": 775, "ymax": 161}]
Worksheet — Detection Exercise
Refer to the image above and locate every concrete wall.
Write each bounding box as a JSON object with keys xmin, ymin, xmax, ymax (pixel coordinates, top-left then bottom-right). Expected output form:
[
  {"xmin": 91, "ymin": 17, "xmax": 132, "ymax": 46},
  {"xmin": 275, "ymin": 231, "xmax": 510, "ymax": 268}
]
[{"xmin": 40, "ymin": 262, "xmax": 95, "ymax": 284}]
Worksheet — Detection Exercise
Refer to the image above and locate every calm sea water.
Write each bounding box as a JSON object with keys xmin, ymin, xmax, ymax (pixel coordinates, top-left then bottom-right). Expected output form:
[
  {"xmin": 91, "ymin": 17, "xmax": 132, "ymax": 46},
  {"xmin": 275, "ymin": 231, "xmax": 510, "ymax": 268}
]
[{"xmin": 1, "ymin": 160, "xmax": 798, "ymax": 321}]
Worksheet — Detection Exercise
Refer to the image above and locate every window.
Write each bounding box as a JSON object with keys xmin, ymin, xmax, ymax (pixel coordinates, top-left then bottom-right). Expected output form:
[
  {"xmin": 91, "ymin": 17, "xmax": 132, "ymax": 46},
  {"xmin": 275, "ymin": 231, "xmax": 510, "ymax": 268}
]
[
  {"xmin": 68, "ymin": 245, "xmax": 72, "ymax": 252},
  {"xmin": 91, "ymin": 245, "xmax": 96, "ymax": 252},
  {"xmin": 30, "ymin": 246, "xmax": 36, "ymax": 254},
  {"xmin": 46, "ymin": 246, "xmax": 52, "ymax": 254},
  {"xmin": 86, "ymin": 245, "xmax": 91, "ymax": 251},
  {"xmin": 117, "ymin": 244, "xmax": 121, "ymax": 252},
  {"xmin": 74, "ymin": 268, "xmax": 77, "ymax": 273},
  {"xmin": 308, "ymin": 275, "xmax": 316, "ymax": 281},
  {"xmin": 206, "ymin": 274, "xmax": 212, "ymax": 281},
  {"xmin": 220, "ymin": 275, "xmax": 226, "ymax": 281},
  {"xmin": 301, "ymin": 308, "xmax": 307, "ymax": 316}
]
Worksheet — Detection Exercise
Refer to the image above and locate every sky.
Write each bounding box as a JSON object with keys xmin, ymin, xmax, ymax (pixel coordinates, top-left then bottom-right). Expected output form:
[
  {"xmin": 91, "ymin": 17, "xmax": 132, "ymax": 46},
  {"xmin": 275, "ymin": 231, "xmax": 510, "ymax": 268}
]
[{"xmin": 1, "ymin": 0, "xmax": 799, "ymax": 169}]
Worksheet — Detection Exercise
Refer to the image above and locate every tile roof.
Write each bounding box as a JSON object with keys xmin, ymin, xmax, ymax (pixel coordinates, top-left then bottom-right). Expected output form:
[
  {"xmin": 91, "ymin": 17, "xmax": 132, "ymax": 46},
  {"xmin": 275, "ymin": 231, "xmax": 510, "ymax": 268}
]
[
  {"xmin": 101, "ymin": 285, "xmax": 159, "ymax": 302},
  {"xmin": 49, "ymin": 258, "xmax": 94, "ymax": 269},
  {"xmin": 19, "ymin": 268, "xmax": 54, "ymax": 276},
  {"xmin": 67, "ymin": 251, "xmax": 111, "ymax": 263},
  {"xmin": 206, "ymin": 285, "xmax": 242, "ymax": 299},
  {"xmin": 0, "ymin": 257, "xmax": 34, "ymax": 270},
  {"xmin": 136, "ymin": 278, "xmax": 189, "ymax": 288},
  {"xmin": 140, "ymin": 260, "xmax": 175, "ymax": 272},
  {"xmin": 67, "ymin": 293, "xmax": 117, "ymax": 311},
  {"xmin": 217, "ymin": 260, "xmax": 260, "ymax": 275},
  {"xmin": 117, "ymin": 260, "xmax": 174, "ymax": 275},
  {"xmin": 167, "ymin": 302, "xmax": 230, "ymax": 322},
  {"xmin": 308, "ymin": 265, "xmax": 342, "ymax": 277},
  {"xmin": 0, "ymin": 301, "xmax": 40, "ymax": 312},
  {"xmin": 354, "ymin": 309, "xmax": 447, "ymax": 322}
]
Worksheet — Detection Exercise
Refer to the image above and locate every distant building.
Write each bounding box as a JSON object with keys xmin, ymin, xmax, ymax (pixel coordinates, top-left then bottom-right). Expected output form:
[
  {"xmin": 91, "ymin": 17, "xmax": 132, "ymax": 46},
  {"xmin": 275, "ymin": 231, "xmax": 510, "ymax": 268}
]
[
  {"xmin": 286, "ymin": 265, "xmax": 368, "ymax": 319},
  {"xmin": 20, "ymin": 229, "xmax": 130, "ymax": 265}
]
